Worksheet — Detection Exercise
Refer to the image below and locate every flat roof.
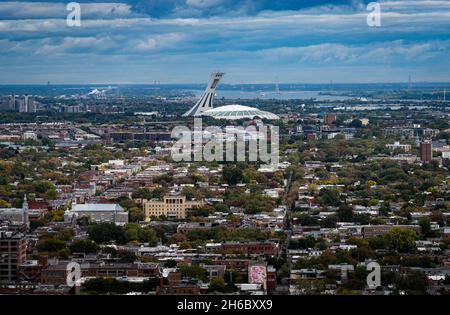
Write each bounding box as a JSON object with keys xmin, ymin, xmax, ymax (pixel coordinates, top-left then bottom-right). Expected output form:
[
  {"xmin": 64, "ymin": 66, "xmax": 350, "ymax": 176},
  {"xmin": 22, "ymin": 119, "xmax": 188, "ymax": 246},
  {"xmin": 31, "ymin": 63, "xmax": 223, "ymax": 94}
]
[{"xmin": 71, "ymin": 203, "xmax": 124, "ymax": 212}]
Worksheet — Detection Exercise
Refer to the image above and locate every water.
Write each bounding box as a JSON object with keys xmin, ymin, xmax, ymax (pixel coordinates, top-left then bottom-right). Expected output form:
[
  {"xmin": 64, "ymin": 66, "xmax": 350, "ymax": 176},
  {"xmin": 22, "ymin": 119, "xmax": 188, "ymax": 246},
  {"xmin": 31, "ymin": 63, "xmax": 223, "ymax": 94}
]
[{"xmin": 189, "ymin": 89, "xmax": 354, "ymax": 101}]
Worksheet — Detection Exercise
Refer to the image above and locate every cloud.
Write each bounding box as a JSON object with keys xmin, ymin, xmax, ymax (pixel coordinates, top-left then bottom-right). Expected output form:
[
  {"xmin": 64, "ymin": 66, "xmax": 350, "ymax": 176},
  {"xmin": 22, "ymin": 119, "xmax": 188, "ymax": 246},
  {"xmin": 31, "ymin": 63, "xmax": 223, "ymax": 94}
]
[
  {"xmin": 1, "ymin": 0, "xmax": 370, "ymax": 18},
  {"xmin": 257, "ymin": 40, "xmax": 450, "ymax": 65},
  {"xmin": 0, "ymin": 0, "xmax": 449, "ymax": 83},
  {"xmin": 0, "ymin": 1, "xmax": 136, "ymax": 19}
]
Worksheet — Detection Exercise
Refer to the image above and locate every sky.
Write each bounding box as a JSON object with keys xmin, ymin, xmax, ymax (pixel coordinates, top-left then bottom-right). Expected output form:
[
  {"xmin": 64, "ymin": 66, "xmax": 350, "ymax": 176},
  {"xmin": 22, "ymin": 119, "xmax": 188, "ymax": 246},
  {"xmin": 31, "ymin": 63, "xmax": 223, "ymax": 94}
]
[{"xmin": 0, "ymin": 0, "xmax": 449, "ymax": 84}]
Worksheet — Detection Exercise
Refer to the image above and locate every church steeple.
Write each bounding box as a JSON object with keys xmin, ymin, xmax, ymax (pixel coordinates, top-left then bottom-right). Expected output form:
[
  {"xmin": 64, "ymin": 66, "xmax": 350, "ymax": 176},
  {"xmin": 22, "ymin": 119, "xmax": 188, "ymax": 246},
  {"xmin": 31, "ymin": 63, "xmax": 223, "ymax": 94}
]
[{"xmin": 22, "ymin": 195, "xmax": 28, "ymax": 210}]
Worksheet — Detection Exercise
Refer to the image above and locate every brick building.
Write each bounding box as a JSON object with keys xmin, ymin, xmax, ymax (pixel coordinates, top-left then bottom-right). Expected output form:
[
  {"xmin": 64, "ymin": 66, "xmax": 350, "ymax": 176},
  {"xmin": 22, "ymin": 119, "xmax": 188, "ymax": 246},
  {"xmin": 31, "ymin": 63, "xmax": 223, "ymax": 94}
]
[
  {"xmin": 220, "ymin": 242, "xmax": 278, "ymax": 256},
  {"xmin": 0, "ymin": 230, "xmax": 27, "ymax": 282},
  {"xmin": 143, "ymin": 195, "xmax": 204, "ymax": 220}
]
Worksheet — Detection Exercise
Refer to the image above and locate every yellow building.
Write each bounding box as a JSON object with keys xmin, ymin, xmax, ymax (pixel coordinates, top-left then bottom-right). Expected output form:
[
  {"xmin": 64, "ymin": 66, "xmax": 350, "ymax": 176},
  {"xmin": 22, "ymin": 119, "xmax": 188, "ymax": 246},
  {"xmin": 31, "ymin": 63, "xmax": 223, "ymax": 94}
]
[{"xmin": 143, "ymin": 195, "xmax": 204, "ymax": 220}]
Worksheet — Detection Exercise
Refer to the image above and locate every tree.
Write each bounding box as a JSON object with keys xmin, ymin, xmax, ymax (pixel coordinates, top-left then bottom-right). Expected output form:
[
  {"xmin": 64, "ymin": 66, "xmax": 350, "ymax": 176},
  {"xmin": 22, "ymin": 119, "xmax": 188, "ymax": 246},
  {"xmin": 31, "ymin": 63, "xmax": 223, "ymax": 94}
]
[
  {"xmin": 118, "ymin": 251, "xmax": 138, "ymax": 263},
  {"xmin": 179, "ymin": 264, "xmax": 207, "ymax": 282},
  {"xmin": 318, "ymin": 188, "xmax": 341, "ymax": 207},
  {"xmin": 69, "ymin": 240, "xmax": 98, "ymax": 254},
  {"xmin": 37, "ymin": 237, "xmax": 66, "ymax": 253},
  {"xmin": 395, "ymin": 271, "xmax": 428, "ymax": 294},
  {"xmin": 34, "ymin": 181, "xmax": 52, "ymax": 193},
  {"xmin": 337, "ymin": 204, "xmax": 354, "ymax": 222},
  {"xmin": 123, "ymin": 223, "xmax": 158, "ymax": 245},
  {"xmin": 379, "ymin": 202, "xmax": 391, "ymax": 216},
  {"xmin": 385, "ymin": 227, "xmax": 417, "ymax": 253},
  {"xmin": 222, "ymin": 165, "xmax": 243, "ymax": 185},
  {"xmin": 182, "ymin": 186, "xmax": 204, "ymax": 201},
  {"xmin": 208, "ymin": 277, "xmax": 229, "ymax": 293},
  {"xmin": 88, "ymin": 223, "xmax": 126, "ymax": 244},
  {"xmin": 224, "ymin": 270, "xmax": 244, "ymax": 286},
  {"xmin": 321, "ymin": 215, "xmax": 338, "ymax": 228},
  {"xmin": 289, "ymin": 236, "xmax": 316, "ymax": 249},
  {"xmin": 129, "ymin": 207, "xmax": 144, "ymax": 222},
  {"xmin": 353, "ymin": 213, "xmax": 371, "ymax": 225},
  {"xmin": 349, "ymin": 119, "xmax": 363, "ymax": 128},
  {"xmin": 295, "ymin": 214, "xmax": 319, "ymax": 226},
  {"xmin": 188, "ymin": 206, "xmax": 214, "ymax": 218},
  {"xmin": 418, "ymin": 217, "xmax": 432, "ymax": 237},
  {"xmin": 45, "ymin": 189, "xmax": 58, "ymax": 200},
  {"xmin": 164, "ymin": 259, "xmax": 177, "ymax": 268},
  {"xmin": 0, "ymin": 199, "xmax": 10, "ymax": 208}
]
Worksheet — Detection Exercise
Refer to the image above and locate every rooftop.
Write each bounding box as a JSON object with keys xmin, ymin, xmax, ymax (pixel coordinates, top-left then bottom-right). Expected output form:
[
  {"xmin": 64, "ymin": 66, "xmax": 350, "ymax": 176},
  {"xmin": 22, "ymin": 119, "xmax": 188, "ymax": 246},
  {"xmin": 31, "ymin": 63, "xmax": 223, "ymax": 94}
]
[
  {"xmin": 71, "ymin": 203, "xmax": 124, "ymax": 212},
  {"xmin": 203, "ymin": 104, "xmax": 279, "ymax": 120}
]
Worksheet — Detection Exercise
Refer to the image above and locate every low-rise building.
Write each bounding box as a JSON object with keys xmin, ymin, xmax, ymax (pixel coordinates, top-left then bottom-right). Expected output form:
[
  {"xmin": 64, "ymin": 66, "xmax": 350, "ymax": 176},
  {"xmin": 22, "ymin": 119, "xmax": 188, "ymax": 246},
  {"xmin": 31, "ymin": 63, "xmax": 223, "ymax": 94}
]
[
  {"xmin": 64, "ymin": 202, "xmax": 128, "ymax": 226},
  {"xmin": 362, "ymin": 225, "xmax": 421, "ymax": 238},
  {"xmin": 220, "ymin": 242, "xmax": 278, "ymax": 256},
  {"xmin": 0, "ymin": 197, "xmax": 29, "ymax": 227},
  {"xmin": 386, "ymin": 141, "xmax": 412, "ymax": 152}
]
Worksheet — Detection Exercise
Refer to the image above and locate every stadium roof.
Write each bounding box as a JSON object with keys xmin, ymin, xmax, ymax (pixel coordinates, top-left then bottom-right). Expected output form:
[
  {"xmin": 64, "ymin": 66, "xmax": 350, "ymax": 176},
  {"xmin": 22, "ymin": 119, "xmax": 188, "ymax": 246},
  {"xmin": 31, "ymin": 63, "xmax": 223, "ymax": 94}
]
[{"xmin": 202, "ymin": 105, "xmax": 279, "ymax": 120}]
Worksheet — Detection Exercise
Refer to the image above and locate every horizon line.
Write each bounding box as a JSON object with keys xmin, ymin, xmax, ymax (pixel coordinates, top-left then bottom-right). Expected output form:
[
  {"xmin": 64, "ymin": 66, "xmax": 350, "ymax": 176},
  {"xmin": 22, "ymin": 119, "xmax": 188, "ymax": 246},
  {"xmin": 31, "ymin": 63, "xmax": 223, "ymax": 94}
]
[{"xmin": 1, "ymin": 81, "xmax": 450, "ymax": 86}]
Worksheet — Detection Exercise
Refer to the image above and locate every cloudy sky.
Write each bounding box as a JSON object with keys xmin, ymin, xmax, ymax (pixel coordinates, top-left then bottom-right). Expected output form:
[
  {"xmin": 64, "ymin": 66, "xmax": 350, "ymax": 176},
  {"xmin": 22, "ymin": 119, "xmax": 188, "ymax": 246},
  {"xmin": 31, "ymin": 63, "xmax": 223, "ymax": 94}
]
[{"xmin": 0, "ymin": 0, "xmax": 449, "ymax": 84}]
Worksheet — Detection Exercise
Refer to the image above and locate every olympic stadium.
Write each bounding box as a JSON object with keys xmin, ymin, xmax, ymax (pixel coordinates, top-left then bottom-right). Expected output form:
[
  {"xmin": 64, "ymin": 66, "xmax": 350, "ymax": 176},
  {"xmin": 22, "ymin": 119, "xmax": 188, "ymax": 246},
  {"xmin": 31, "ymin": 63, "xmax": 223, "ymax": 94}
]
[
  {"xmin": 183, "ymin": 72, "xmax": 279, "ymax": 121},
  {"xmin": 202, "ymin": 104, "xmax": 279, "ymax": 120}
]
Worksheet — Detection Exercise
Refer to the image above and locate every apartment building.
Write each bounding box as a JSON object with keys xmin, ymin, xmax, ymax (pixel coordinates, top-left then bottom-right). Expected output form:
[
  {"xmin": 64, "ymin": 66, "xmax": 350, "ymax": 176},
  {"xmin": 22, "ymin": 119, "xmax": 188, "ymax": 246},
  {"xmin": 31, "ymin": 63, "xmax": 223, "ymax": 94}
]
[
  {"xmin": 0, "ymin": 230, "xmax": 27, "ymax": 282},
  {"xmin": 362, "ymin": 225, "xmax": 421, "ymax": 238},
  {"xmin": 143, "ymin": 196, "xmax": 204, "ymax": 220}
]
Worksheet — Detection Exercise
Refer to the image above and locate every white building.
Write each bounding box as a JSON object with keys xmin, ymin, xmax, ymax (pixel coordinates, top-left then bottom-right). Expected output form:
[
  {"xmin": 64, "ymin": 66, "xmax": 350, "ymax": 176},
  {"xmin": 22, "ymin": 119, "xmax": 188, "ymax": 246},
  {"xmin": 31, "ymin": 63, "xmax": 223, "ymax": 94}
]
[
  {"xmin": 22, "ymin": 131, "xmax": 37, "ymax": 141},
  {"xmin": 0, "ymin": 196, "xmax": 29, "ymax": 227},
  {"xmin": 64, "ymin": 202, "xmax": 128, "ymax": 226},
  {"xmin": 386, "ymin": 141, "xmax": 411, "ymax": 152}
]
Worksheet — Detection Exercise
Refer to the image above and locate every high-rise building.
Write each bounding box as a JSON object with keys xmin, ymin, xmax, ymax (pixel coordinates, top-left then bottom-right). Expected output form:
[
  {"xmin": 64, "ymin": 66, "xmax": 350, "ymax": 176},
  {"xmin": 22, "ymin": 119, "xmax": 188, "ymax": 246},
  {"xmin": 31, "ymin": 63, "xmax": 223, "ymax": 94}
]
[
  {"xmin": 420, "ymin": 141, "xmax": 432, "ymax": 163},
  {"xmin": 19, "ymin": 94, "xmax": 36, "ymax": 113},
  {"xmin": 28, "ymin": 97, "xmax": 36, "ymax": 113},
  {"xmin": 0, "ymin": 230, "xmax": 27, "ymax": 282},
  {"xmin": 9, "ymin": 94, "xmax": 17, "ymax": 111},
  {"xmin": 19, "ymin": 95, "xmax": 28, "ymax": 112}
]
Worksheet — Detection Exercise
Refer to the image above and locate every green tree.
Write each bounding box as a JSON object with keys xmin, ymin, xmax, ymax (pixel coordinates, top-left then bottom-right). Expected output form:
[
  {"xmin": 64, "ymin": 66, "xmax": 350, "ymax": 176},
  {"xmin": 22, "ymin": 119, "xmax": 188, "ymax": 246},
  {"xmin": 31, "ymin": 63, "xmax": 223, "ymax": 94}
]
[
  {"xmin": 295, "ymin": 214, "xmax": 319, "ymax": 226},
  {"xmin": 222, "ymin": 165, "xmax": 243, "ymax": 185},
  {"xmin": 208, "ymin": 277, "xmax": 229, "ymax": 293},
  {"xmin": 179, "ymin": 264, "xmax": 207, "ymax": 282},
  {"xmin": 385, "ymin": 228, "xmax": 417, "ymax": 253},
  {"xmin": 418, "ymin": 217, "xmax": 432, "ymax": 237},
  {"xmin": 395, "ymin": 271, "xmax": 428, "ymax": 294},
  {"xmin": 337, "ymin": 204, "xmax": 354, "ymax": 222},
  {"xmin": 0, "ymin": 199, "xmax": 10, "ymax": 208},
  {"xmin": 118, "ymin": 251, "xmax": 138, "ymax": 263},
  {"xmin": 321, "ymin": 215, "xmax": 338, "ymax": 228},
  {"xmin": 318, "ymin": 188, "xmax": 341, "ymax": 207},
  {"xmin": 164, "ymin": 259, "xmax": 177, "ymax": 268},
  {"xmin": 37, "ymin": 237, "xmax": 66, "ymax": 252},
  {"xmin": 88, "ymin": 223, "xmax": 126, "ymax": 244},
  {"xmin": 34, "ymin": 180, "xmax": 55, "ymax": 194},
  {"xmin": 69, "ymin": 240, "xmax": 98, "ymax": 254}
]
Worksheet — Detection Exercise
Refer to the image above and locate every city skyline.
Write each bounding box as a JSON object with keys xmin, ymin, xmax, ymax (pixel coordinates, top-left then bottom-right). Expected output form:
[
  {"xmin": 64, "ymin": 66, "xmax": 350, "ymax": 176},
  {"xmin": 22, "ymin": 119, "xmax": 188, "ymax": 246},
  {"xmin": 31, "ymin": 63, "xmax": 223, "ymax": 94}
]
[{"xmin": 0, "ymin": 0, "xmax": 449, "ymax": 84}]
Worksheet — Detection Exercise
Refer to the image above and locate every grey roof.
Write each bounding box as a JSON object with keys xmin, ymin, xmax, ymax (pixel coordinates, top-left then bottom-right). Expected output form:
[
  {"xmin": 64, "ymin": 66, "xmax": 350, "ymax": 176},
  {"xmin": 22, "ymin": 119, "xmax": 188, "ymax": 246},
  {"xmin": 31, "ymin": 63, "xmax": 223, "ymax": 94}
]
[{"xmin": 71, "ymin": 203, "xmax": 124, "ymax": 212}]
